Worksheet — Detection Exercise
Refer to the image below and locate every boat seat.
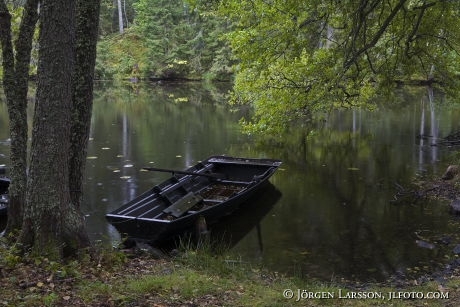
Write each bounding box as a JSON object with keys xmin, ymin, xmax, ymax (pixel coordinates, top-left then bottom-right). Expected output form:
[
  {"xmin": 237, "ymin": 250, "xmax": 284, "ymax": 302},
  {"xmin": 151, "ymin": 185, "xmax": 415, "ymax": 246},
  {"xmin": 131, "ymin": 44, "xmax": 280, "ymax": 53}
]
[{"xmin": 163, "ymin": 192, "xmax": 203, "ymax": 218}]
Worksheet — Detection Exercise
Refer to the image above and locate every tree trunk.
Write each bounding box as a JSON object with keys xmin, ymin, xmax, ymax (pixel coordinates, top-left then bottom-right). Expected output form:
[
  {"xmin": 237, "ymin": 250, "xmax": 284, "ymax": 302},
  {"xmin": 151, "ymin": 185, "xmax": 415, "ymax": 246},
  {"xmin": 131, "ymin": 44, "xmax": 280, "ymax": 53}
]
[
  {"xmin": 0, "ymin": 0, "xmax": 39, "ymax": 234},
  {"xmin": 19, "ymin": 0, "xmax": 89, "ymax": 258},
  {"xmin": 70, "ymin": 0, "xmax": 101, "ymax": 209},
  {"xmin": 117, "ymin": 0, "xmax": 124, "ymax": 33}
]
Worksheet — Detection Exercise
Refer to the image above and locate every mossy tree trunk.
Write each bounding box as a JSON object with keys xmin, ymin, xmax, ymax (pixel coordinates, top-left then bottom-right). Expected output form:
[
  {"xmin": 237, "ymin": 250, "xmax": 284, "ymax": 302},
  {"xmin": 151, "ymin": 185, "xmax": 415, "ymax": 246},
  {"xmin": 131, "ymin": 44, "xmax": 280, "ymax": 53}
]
[
  {"xmin": 70, "ymin": 0, "xmax": 101, "ymax": 209},
  {"xmin": 0, "ymin": 0, "xmax": 39, "ymax": 234},
  {"xmin": 19, "ymin": 0, "xmax": 89, "ymax": 258},
  {"xmin": 2, "ymin": 0, "xmax": 101, "ymax": 258}
]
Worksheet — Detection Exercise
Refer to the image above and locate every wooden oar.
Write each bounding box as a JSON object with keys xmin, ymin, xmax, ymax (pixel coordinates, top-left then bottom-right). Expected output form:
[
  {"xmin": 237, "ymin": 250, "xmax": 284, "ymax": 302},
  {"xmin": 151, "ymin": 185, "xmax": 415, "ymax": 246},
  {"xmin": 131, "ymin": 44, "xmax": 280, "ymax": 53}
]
[{"xmin": 142, "ymin": 167, "xmax": 224, "ymax": 179}]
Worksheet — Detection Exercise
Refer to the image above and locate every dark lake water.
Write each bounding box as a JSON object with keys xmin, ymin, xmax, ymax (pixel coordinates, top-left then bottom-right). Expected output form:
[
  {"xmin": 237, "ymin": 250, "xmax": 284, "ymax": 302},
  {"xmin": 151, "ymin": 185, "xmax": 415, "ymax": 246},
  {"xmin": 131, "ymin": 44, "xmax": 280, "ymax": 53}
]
[{"xmin": 1, "ymin": 82, "xmax": 460, "ymax": 282}]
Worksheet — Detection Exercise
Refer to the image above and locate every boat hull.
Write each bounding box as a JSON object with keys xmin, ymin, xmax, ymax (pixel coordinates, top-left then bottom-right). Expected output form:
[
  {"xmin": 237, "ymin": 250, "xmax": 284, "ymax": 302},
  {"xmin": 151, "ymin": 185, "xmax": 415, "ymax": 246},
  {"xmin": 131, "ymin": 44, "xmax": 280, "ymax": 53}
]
[{"xmin": 106, "ymin": 156, "xmax": 282, "ymax": 242}]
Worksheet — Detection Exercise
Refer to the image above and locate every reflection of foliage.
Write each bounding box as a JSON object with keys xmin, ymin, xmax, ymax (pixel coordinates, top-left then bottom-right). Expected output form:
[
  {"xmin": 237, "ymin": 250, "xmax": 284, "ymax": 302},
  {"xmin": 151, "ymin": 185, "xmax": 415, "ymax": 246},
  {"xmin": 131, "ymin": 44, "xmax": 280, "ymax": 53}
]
[
  {"xmin": 241, "ymin": 89, "xmax": 460, "ymax": 280},
  {"xmin": 88, "ymin": 82, "xmax": 244, "ymax": 178}
]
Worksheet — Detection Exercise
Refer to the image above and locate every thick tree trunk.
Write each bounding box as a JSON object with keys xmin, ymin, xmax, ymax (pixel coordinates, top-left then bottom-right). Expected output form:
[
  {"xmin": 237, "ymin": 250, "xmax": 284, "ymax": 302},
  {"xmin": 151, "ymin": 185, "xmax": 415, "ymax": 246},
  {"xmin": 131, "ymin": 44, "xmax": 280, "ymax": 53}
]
[
  {"xmin": 0, "ymin": 0, "xmax": 39, "ymax": 234},
  {"xmin": 19, "ymin": 0, "xmax": 89, "ymax": 257},
  {"xmin": 69, "ymin": 0, "xmax": 101, "ymax": 209}
]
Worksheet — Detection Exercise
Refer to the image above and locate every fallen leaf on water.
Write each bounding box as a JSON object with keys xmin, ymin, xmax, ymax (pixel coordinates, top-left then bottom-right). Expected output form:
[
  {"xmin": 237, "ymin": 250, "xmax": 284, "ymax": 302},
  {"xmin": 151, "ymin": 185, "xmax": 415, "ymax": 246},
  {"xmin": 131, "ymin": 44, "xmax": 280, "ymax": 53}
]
[
  {"xmin": 120, "ymin": 176, "xmax": 131, "ymax": 180},
  {"xmin": 87, "ymin": 156, "xmax": 98, "ymax": 160}
]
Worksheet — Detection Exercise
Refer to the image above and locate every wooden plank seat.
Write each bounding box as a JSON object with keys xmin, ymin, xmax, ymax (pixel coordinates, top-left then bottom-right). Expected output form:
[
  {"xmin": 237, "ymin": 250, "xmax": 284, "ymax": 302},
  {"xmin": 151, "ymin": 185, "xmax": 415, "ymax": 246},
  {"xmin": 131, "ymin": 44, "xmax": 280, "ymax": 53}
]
[{"xmin": 163, "ymin": 192, "xmax": 203, "ymax": 218}]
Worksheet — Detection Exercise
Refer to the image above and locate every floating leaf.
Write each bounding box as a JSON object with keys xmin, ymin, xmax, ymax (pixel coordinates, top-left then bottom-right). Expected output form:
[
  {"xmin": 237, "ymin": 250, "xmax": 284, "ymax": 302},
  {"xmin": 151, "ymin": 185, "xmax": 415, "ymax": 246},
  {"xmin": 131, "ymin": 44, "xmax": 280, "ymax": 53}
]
[
  {"xmin": 87, "ymin": 156, "xmax": 98, "ymax": 160},
  {"xmin": 101, "ymin": 147, "xmax": 110, "ymax": 150},
  {"xmin": 120, "ymin": 176, "xmax": 131, "ymax": 180},
  {"xmin": 123, "ymin": 164, "xmax": 134, "ymax": 168},
  {"xmin": 176, "ymin": 155, "xmax": 182, "ymax": 158},
  {"xmin": 174, "ymin": 97, "xmax": 188, "ymax": 103},
  {"xmin": 348, "ymin": 167, "xmax": 360, "ymax": 171},
  {"xmin": 117, "ymin": 154, "xmax": 124, "ymax": 158}
]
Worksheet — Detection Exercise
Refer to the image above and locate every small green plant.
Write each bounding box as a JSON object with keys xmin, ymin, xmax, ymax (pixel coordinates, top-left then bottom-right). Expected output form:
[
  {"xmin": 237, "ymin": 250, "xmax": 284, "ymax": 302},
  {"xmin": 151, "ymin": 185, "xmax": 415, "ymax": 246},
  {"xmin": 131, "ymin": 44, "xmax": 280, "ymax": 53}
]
[
  {"xmin": 0, "ymin": 239, "xmax": 23, "ymax": 269},
  {"xmin": 42, "ymin": 292, "xmax": 59, "ymax": 306}
]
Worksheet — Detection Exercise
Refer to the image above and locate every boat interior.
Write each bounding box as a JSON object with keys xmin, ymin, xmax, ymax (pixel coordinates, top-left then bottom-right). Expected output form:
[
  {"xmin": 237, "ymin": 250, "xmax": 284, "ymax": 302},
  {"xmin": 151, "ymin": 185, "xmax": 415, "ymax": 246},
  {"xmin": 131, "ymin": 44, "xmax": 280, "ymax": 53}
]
[{"xmin": 109, "ymin": 159, "xmax": 278, "ymax": 222}]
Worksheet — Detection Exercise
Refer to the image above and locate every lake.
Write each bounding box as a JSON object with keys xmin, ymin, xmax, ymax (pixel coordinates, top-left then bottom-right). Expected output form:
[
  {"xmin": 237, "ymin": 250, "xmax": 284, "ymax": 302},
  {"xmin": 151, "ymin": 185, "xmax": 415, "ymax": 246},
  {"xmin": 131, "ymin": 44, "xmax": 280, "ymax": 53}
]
[{"xmin": 1, "ymin": 82, "xmax": 460, "ymax": 282}]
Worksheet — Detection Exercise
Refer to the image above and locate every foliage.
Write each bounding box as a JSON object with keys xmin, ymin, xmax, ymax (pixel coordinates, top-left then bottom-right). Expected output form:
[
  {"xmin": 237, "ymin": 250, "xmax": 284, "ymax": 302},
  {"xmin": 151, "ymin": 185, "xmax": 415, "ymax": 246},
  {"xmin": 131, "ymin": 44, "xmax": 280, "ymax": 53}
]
[
  {"xmin": 96, "ymin": 30, "xmax": 147, "ymax": 79},
  {"xmin": 96, "ymin": 0, "xmax": 234, "ymax": 81},
  {"xmin": 198, "ymin": 0, "xmax": 460, "ymax": 134},
  {"xmin": 0, "ymin": 3, "xmax": 38, "ymax": 79},
  {"xmin": 99, "ymin": 0, "xmax": 136, "ymax": 36}
]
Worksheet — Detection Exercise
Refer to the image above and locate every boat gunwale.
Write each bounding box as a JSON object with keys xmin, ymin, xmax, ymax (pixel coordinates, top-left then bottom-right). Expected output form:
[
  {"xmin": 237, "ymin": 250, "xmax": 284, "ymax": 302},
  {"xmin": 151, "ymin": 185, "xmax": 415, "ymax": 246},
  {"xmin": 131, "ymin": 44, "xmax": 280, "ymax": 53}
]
[{"xmin": 106, "ymin": 156, "xmax": 282, "ymax": 225}]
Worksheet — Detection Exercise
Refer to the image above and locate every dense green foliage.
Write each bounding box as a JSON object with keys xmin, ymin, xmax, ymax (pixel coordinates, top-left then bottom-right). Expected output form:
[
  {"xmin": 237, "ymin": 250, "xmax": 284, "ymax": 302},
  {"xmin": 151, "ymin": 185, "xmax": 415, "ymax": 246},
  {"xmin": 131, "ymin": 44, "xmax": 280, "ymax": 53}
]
[
  {"xmin": 96, "ymin": 0, "xmax": 233, "ymax": 81},
  {"xmin": 4, "ymin": 0, "xmax": 460, "ymax": 135},
  {"xmin": 197, "ymin": 0, "xmax": 460, "ymax": 133},
  {"xmin": 99, "ymin": 0, "xmax": 136, "ymax": 36},
  {"xmin": 0, "ymin": 3, "xmax": 38, "ymax": 79}
]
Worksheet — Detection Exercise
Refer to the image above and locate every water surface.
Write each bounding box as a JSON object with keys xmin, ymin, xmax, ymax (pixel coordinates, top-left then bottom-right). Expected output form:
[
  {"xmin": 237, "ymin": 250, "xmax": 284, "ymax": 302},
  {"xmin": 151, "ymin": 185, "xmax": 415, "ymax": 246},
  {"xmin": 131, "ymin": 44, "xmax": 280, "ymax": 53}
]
[{"xmin": 1, "ymin": 83, "xmax": 460, "ymax": 282}]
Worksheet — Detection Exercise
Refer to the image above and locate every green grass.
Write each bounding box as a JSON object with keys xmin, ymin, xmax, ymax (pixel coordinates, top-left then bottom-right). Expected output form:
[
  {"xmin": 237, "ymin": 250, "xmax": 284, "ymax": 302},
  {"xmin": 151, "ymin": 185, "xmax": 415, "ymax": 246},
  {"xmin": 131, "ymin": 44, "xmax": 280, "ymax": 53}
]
[{"xmin": 1, "ymin": 239, "xmax": 457, "ymax": 306}]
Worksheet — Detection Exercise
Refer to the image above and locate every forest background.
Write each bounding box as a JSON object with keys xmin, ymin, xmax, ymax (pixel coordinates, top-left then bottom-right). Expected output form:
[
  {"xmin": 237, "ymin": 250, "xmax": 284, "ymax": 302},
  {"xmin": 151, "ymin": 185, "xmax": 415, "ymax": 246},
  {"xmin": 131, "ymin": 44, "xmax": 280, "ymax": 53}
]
[{"xmin": 2, "ymin": 0, "xmax": 460, "ymax": 135}]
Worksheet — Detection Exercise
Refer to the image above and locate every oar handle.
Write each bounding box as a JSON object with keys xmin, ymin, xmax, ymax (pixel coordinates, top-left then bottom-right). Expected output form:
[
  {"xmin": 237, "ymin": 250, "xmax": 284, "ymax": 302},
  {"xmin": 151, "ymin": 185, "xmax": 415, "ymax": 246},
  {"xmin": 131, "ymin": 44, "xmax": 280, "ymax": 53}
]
[{"xmin": 142, "ymin": 167, "xmax": 221, "ymax": 179}]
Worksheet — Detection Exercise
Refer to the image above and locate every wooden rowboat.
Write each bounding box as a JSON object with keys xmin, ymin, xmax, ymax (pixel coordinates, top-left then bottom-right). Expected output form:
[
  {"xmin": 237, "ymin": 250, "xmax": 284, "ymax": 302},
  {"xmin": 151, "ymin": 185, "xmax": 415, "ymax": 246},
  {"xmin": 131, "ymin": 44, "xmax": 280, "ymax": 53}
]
[{"xmin": 105, "ymin": 156, "xmax": 282, "ymax": 242}]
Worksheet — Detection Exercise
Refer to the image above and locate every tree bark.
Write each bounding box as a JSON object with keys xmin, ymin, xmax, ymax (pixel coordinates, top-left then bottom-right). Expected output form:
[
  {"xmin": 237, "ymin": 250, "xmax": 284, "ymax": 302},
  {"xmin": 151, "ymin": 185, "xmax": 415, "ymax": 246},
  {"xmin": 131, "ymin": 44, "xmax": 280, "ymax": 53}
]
[
  {"xmin": 69, "ymin": 0, "xmax": 101, "ymax": 209},
  {"xmin": 19, "ymin": 0, "xmax": 89, "ymax": 258},
  {"xmin": 0, "ymin": 0, "xmax": 39, "ymax": 234},
  {"xmin": 117, "ymin": 0, "xmax": 124, "ymax": 33}
]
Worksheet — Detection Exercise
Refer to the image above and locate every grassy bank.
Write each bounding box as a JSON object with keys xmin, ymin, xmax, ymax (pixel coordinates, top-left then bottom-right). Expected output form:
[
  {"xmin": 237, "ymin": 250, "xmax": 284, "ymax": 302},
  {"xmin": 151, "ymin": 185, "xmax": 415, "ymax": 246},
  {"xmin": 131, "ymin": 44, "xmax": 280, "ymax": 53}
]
[{"xmin": 1, "ymin": 239, "xmax": 458, "ymax": 307}]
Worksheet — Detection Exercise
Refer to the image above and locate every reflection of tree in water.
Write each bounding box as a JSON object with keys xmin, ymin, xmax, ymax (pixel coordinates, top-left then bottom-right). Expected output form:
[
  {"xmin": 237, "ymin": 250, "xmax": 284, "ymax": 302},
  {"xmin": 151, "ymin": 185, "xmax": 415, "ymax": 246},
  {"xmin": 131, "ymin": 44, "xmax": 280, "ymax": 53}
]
[
  {"xmin": 262, "ymin": 95, "xmax": 453, "ymax": 280},
  {"xmin": 81, "ymin": 83, "xmax": 247, "ymax": 241},
  {"xmin": 314, "ymin": 133, "xmax": 397, "ymax": 280}
]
